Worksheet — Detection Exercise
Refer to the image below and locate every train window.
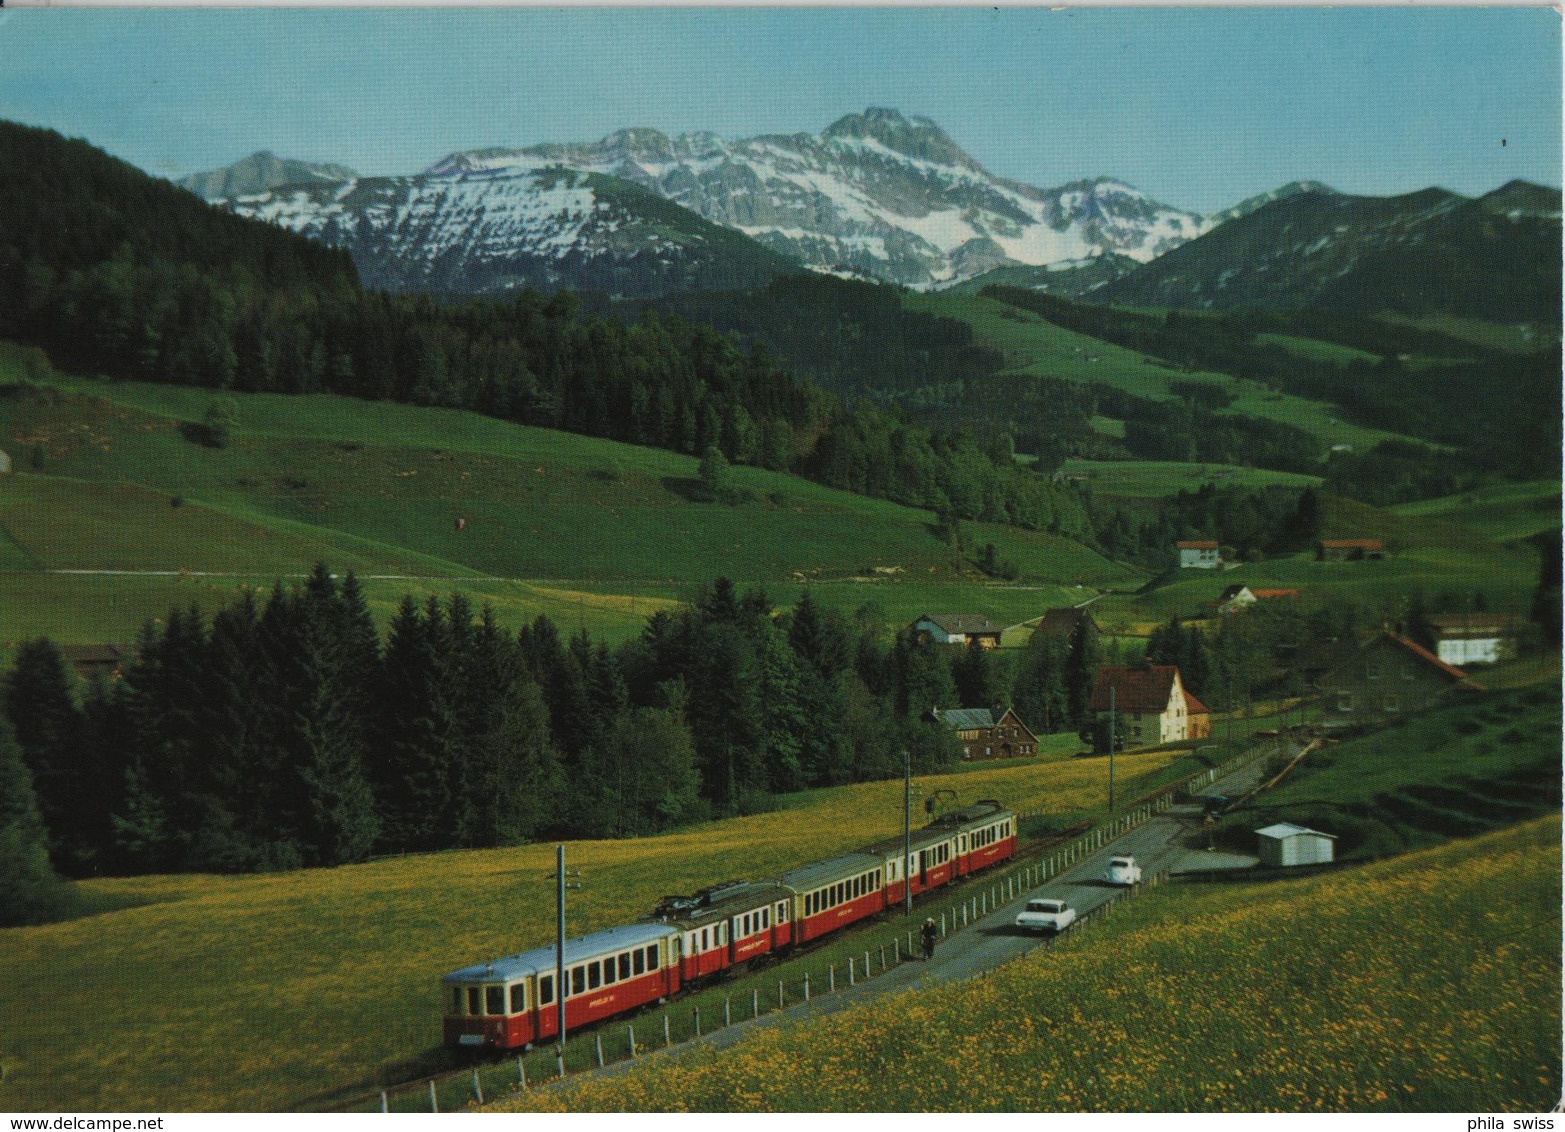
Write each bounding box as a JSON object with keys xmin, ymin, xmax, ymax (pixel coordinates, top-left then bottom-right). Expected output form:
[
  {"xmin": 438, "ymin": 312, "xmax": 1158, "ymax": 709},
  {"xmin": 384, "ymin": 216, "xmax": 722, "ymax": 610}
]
[
  {"xmin": 762, "ymin": 907, "xmax": 770, "ymax": 929},
  {"xmin": 486, "ymin": 986, "xmax": 505, "ymax": 1015},
  {"xmin": 539, "ymin": 975, "xmax": 554, "ymax": 1006},
  {"xmin": 619, "ymin": 953, "xmax": 631, "ymax": 980},
  {"xmin": 449, "ymin": 987, "xmax": 463, "ymax": 1015},
  {"xmin": 646, "ymin": 945, "xmax": 659, "ymax": 970},
  {"xmin": 467, "ymin": 987, "xmax": 480, "ymax": 1015},
  {"xmin": 509, "ymin": 984, "xmax": 526, "ymax": 1014},
  {"xmin": 571, "ymin": 967, "xmax": 585, "ymax": 997},
  {"xmin": 587, "ymin": 962, "xmax": 601, "ymax": 990},
  {"xmin": 633, "ymin": 949, "xmax": 645, "ymax": 977},
  {"xmin": 602, "ymin": 958, "xmax": 616, "ymax": 985},
  {"xmin": 700, "ymin": 928, "xmax": 709, "ymax": 951},
  {"xmin": 778, "ymin": 902, "xmax": 788, "ymax": 923}
]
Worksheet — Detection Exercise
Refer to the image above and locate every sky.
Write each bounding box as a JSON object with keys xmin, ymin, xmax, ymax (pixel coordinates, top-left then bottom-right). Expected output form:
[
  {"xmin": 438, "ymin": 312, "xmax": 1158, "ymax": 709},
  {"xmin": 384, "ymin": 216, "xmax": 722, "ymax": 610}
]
[{"xmin": 0, "ymin": 6, "xmax": 1558, "ymax": 214}]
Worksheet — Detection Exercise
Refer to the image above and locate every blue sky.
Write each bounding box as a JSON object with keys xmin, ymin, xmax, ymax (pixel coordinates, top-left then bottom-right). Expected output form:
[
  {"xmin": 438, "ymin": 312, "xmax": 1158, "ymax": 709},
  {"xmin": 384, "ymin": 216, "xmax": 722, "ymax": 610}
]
[{"xmin": 0, "ymin": 6, "xmax": 1557, "ymax": 214}]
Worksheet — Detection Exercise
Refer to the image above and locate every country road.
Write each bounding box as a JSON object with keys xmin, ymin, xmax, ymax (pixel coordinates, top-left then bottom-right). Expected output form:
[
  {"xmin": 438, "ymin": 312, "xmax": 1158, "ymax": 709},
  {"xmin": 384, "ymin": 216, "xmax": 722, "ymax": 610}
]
[{"xmin": 576, "ymin": 747, "xmax": 1276, "ymax": 1080}]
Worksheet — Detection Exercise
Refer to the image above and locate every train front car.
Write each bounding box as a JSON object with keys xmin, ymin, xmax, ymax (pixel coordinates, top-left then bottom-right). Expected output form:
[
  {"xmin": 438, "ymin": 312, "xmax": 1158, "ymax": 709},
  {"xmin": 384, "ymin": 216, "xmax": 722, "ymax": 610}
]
[
  {"xmin": 650, "ymin": 880, "xmax": 794, "ymax": 983},
  {"xmin": 778, "ymin": 852, "xmax": 885, "ymax": 945},
  {"xmin": 937, "ymin": 800, "xmax": 1019, "ymax": 876},
  {"xmin": 441, "ymin": 922, "xmax": 679, "ymax": 1052}
]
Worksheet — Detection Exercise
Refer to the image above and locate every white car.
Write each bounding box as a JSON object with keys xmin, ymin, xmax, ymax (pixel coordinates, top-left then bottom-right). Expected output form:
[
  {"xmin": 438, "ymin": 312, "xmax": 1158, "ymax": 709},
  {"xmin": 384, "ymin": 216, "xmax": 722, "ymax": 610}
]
[
  {"xmin": 1105, "ymin": 855, "xmax": 1143, "ymax": 886},
  {"xmin": 1015, "ymin": 897, "xmax": 1077, "ymax": 934}
]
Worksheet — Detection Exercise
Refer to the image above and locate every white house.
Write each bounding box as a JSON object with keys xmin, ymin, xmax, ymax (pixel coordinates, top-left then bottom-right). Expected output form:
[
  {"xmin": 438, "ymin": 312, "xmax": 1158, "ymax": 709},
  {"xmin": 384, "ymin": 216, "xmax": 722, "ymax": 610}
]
[
  {"xmin": 1176, "ymin": 540, "xmax": 1220, "ymax": 569},
  {"xmin": 1426, "ymin": 613, "xmax": 1521, "ymax": 667},
  {"xmin": 1256, "ymin": 823, "xmax": 1336, "ymax": 867}
]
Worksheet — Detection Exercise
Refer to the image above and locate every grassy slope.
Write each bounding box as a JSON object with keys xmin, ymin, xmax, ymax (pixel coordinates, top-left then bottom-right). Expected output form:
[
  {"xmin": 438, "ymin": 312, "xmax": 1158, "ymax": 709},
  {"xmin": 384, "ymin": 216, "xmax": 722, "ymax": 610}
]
[
  {"xmin": 506, "ymin": 815, "xmax": 1561, "ymax": 1112},
  {"xmin": 0, "ymin": 748, "xmax": 1186, "ymax": 1112},
  {"xmin": 911, "ymin": 292, "xmax": 1411, "ymax": 452},
  {"xmin": 0, "ymin": 368, "xmax": 1139, "ymax": 650},
  {"xmin": 1391, "ymin": 479, "xmax": 1562, "ymax": 544},
  {"xmin": 1059, "ymin": 458, "xmax": 1322, "ymax": 498},
  {"xmin": 1223, "ymin": 684, "xmax": 1561, "ymax": 860}
]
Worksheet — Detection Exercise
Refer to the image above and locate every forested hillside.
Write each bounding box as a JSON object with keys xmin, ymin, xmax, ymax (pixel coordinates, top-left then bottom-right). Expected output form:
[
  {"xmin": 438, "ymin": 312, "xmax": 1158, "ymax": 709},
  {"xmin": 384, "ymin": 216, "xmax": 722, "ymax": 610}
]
[{"xmin": 0, "ymin": 121, "xmax": 1091, "ymax": 540}]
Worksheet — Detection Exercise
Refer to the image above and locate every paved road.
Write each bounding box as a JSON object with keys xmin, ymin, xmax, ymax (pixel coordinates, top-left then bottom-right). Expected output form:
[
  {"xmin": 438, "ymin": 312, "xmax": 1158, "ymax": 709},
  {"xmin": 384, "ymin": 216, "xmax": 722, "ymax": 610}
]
[{"xmin": 583, "ymin": 746, "xmax": 1279, "ymax": 1077}]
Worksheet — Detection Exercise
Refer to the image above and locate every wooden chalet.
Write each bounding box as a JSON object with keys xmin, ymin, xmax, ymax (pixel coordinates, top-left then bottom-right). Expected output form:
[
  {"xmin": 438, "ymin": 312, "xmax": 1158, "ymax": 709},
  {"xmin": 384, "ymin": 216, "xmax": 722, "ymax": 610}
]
[
  {"xmin": 932, "ymin": 705, "xmax": 1038, "ymax": 760},
  {"xmin": 1424, "ymin": 613, "xmax": 1523, "ymax": 666}
]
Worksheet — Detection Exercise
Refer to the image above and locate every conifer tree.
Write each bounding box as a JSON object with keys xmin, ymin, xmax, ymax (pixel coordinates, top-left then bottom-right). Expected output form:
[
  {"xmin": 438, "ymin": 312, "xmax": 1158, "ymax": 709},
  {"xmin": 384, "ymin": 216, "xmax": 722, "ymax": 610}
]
[{"xmin": 0, "ymin": 718, "xmax": 71, "ymax": 926}]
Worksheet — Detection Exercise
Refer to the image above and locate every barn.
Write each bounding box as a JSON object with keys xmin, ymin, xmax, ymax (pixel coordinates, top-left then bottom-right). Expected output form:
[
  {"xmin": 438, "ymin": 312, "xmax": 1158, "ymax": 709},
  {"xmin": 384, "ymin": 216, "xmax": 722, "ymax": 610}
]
[{"xmin": 1256, "ymin": 823, "xmax": 1336, "ymax": 867}]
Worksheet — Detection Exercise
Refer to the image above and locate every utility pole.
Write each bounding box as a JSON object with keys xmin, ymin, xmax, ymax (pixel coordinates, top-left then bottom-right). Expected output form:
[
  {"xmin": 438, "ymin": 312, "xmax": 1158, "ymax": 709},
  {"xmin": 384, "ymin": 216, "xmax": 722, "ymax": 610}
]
[
  {"xmin": 549, "ymin": 845, "xmax": 582, "ymax": 1077},
  {"xmin": 1108, "ymin": 685, "xmax": 1116, "ymax": 812},
  {"xmin": 903, "ymin": 749, "xmax": 913, "ymax": 916}
]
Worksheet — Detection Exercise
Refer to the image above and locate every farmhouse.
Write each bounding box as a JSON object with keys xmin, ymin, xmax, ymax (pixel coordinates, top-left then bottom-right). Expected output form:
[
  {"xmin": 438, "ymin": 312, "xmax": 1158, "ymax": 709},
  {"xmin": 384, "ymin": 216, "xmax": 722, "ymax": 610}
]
[
  {"xmin": 1176, "ymin": 540, "xmax": 1221, "ymax": 569},
  {"xmin": 912, "ymin": 613, "xmax": 1004, "ymax": 649},
  {"xmin": 1425, "ymin": 612, "xmax": 1522, "ymax": 666},
  {"xmin": 1319, "ymin": 631, "xmax": 1483, "ymax": 730},
  {"xmin": 1317, "ymin": 538, "xmax": 1385, "ymax": 561},
  {"xmin": 932, "ymin": 705, "xmax": 1038, "ymax": 760},
  {"xmin": 1089, "ymin": 663, "xmax": 1209, "ymax": 751},
  {"xmin": 1256, "ymin": 823, "xmax": 1336, "ymax": 867}
]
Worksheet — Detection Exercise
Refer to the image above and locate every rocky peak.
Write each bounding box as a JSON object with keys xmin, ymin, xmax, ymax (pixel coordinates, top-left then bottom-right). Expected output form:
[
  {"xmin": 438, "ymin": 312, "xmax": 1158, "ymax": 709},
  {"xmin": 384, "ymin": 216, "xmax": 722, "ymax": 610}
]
[{"xmin": 822, "ymin": 108, "xmax": 977, "ymax": 170}]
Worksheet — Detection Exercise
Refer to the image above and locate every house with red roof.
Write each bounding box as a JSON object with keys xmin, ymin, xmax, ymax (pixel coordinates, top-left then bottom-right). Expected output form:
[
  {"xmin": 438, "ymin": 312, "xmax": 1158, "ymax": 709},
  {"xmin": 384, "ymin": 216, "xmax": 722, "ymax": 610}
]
[
  {"xmin": 1088, "ymin": 663, "xmax": 1210, "ymax": 752},
  {"xmin": 1319, "ymin": 632, "xmax": 1484, "ymax": 730},
  {"xmin": 1317, "ymin": 538, "xmax": 1386, "ymax": 561}
]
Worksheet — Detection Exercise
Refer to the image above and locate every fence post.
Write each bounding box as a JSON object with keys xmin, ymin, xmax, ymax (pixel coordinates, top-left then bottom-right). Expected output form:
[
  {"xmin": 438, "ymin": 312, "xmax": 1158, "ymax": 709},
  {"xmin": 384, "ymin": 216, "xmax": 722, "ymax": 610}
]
[
  {"xmin": 779, "ymin": 980, "xmax": 785, "ymax": 1009},
  {"xmin": 595, "ymin": 1034, "xmax": 604, "ymax": 1068},
  {"xmin": 894, "ymin": 937, "xmax": 900, "ymax": 964},
  {"xmin": 518, "ymin": 1056, "xmax": 527, "ymax": 1086},
  {"xmin": 864, "ymin": 949, "xmax": 870, "ymax": 977},
  {"xmin": 849, "ymin": 957, "xmax": 856, "ymax": 986},
  {"xmin": 940, "ymin": 913, "xmax": 947, "ymax": 938},
  {"xmin": 693, "ymin": 1007, "xmax": 701, "ymax": 1038},
  {"xmin": 830, "ymin": 965, "xmax": 836, "ymax": 992},
  {"xmin": 429, "ymin": 1081, "xmax": 439, "ymax": 1113},
  {"xmin": 664, "ymin": 1014, "xmax": 671, "ymax": 1048},
  {"xmin": 380, "ymin": 1091, "xmax": 388, "ymax": 1113},
  {"xmin": 753, "ymin": 988, "xmax": 760, "ymax": 1019},
  {"xmin": 804, "ymin": 972, "xmax": 811, "ymax": 1001},
  {"xmin": 725, "ymin": 996, "xmax": 732, "ymax": 1026},
  {"xmin": 556, "ymin": 1048, "xmax": 565, "ymax": 1079},
  {"xmin": 472, "ymin": 1069, "xmax": 483, "ymax": 1106},
  {"xmin": 627, "ymin": 1026, "xmax": 635, "ymax": 1060}
]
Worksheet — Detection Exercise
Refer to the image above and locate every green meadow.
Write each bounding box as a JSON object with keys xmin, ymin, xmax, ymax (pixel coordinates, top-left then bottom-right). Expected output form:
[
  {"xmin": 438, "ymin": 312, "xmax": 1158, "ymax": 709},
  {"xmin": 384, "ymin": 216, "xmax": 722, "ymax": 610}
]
[
  {"xmin": 911, "ymin": 292, "xmax": 1410, "ymax": 452},
  {"xmin": 1059, "ymin": 458, "xmax": 1322, "ymax": 499},
  {"xmin": 1391, "ymin": 479, "xmax": 1561, "ymax": 544}
]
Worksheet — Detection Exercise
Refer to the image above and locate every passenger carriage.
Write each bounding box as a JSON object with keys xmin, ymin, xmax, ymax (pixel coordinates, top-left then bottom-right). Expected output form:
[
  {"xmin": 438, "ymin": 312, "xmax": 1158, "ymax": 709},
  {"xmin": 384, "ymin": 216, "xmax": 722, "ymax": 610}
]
[
  {"xmin": 861, "ymin": 824, "xmax": 958, "ymax": 906},
  {"xmin": 778, "ymin": 851, "xmax": 886, "ymax": 944},
  {"xmin": 649, "ymin": 880, "xmax": 794, "ymax": 983},
  {"xmin": 441, "ymin": 921, "xmax": 678, "ymax": 1051}
]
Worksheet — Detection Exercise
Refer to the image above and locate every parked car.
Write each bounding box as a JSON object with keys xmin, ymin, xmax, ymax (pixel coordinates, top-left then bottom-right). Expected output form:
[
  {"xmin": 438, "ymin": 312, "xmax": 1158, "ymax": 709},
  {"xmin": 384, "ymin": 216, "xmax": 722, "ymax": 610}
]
[
  {"xmin": 1105, "ymin": 855, "xmax": 1143, "ymax": 885},
  {"xmin": 1015, "ymin": 898, "xmax": 1077, "ymax": 934}
]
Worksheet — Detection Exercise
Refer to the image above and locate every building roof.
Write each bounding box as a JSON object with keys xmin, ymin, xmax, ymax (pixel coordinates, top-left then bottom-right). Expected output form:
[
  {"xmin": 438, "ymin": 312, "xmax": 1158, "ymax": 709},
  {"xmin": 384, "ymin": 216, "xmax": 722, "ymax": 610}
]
[
  {"xmin": 1036, "ymin": 606, "xmax": 1094, "ymax": 637},
  {"xmin": 442, "ymin": 921, "xmax": 676, "ymax": 984},
  {"xmin": 1176, "ymin": 540, "xmax": 1219, "ymax": 550},
  {"xmin": 1250, "ymin": 588, "xmax": 1299, "ymax": 600},
  {"xmin": 1183, "ymin": 688, "xmax": 1210, "ymax": 716},
  {"xmin": 916, "ymin": 613, "xmax": 1005, "ymax": 636},
  {"xmin": 1320, "ymin": 538, "xmax": 1384, "ymax": 550},
  {"xmin": 1090, "ymin": 664, "xmax": 1183, "ymax": 714},
  {"xmin": 1255, "ymin": 823, "xmax": 1337, "ymax": 840},
  {"xmin": 1218, "ymin": 584, "xmax": 1253, "ymax": 600},
  {"xmin": 1380, "ymin": 632, "xmax": 1485, "ymax": 688},
  {"xmin": 936, "ymin": 706, "xmax": 1002, "ymax": 729},
  {"xmin": 776, "ymin": 851, "xmax": 884, "ymax": 892},
  {"xmin": 1425, "ymin": 613, "xmax": 1523, "ymax": 639}
]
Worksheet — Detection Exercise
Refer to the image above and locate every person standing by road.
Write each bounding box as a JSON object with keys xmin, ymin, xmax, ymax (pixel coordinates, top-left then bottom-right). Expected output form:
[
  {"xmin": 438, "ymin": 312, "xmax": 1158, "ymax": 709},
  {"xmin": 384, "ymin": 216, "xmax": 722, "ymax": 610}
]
[{"xmin": 920, "ymin": 917, "xmax": 937, "ymax": 960}]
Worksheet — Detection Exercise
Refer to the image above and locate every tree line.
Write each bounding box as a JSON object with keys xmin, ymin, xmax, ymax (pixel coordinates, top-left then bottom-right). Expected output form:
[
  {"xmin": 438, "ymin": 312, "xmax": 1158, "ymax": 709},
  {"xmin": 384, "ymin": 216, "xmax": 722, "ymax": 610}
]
[{"xmin": 1, "ymin": 568, "xmax": 1117, "ymax": 891}]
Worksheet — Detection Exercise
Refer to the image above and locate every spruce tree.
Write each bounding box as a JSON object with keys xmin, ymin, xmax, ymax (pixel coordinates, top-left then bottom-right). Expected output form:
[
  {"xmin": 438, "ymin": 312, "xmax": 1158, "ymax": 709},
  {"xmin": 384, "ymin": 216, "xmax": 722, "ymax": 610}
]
[{"xmin": 0, "ymin": 718, "xmax": 71, "ymax": 926}]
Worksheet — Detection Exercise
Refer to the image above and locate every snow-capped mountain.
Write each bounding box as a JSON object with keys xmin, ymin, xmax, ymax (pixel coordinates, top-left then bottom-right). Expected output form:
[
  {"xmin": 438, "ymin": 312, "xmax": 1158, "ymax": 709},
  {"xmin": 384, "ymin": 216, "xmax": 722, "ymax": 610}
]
[
  {"xmin": 209, "ymin": 164, "xmax": 797, "ymax": 298},
  {"xmin": 422, "ymin": 108, "xmax": 1212, "ymax": 289},
  {"xmin": 180, "ymin": 151, "xmax": 360, "ymax": 201},
  {"xmin": 192, "ymin": 109, "xmax": 1214, "ymax": 294}
]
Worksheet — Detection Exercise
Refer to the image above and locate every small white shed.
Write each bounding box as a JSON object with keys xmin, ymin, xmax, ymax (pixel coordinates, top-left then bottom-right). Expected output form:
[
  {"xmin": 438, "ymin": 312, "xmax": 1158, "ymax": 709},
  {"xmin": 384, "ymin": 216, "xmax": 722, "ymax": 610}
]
[{"xmin": 1256, "ymin": 823, "xmax": 1336, "ymax": 867}]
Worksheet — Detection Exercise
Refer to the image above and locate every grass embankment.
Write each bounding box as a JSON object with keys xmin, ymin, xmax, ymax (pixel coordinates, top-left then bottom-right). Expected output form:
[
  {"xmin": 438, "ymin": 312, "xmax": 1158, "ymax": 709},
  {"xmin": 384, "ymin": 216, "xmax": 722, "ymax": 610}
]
[
  {"xmin": 1223, "ymin": 685, "xmax": 1561, "ymax": 860},
  {"xmin": 500, "ymin": 815, "xmax": 1561, "ymax": 1112},
  {"xmin": 0, "ymin": 367, "xmax": 1138, "ymax": 651},
  {"xmin": 1391, "ymin": 479, "xmax": 1561, "ymax": 545},
  {"xmin": 0, "ymin": 747, "xmax": 1188, "ymax": 1112}
]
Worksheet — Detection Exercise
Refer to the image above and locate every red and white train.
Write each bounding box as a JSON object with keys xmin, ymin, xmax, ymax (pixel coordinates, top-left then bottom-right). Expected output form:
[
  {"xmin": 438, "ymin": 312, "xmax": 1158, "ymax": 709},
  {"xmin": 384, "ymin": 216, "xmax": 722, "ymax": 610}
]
[{"xmin": 441, "ymin": 800, "xmax": 1018, "ymax": 1050}]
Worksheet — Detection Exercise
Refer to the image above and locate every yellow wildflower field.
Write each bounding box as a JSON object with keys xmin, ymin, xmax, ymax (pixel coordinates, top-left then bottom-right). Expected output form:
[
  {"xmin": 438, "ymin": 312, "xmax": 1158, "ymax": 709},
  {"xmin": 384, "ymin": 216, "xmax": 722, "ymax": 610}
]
[
  {"xmin": 501, "ymin": 815, "xmax": 1562, "ymax": 1113},
  {"xmin": 0, "ymin": 749, "xmax": 1175, "ymax": 1112}
]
